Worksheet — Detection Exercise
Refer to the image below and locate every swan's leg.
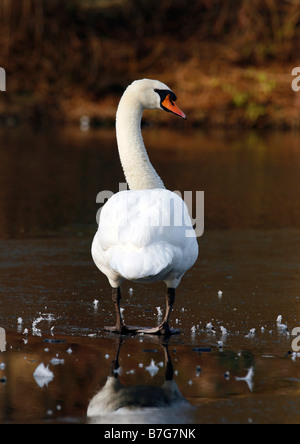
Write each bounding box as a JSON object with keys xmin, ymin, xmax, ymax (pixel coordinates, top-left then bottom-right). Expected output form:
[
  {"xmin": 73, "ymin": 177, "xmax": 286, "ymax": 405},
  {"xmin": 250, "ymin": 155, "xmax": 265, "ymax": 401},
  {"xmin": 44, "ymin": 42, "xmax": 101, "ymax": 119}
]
[
  {"xmin": 158, "ymin": 287, "xmax": 180, "ymax": 335},
  {"xmin": 104, "ymin": 287, "xmax": 124, "ymax": 333},
  {"xmin": 104, "ymin": 287, "xmax": 139, "ymax": 334},
  {"xmin": 137, "ymin": 288, "xmax": 180, "ymax": 336}
]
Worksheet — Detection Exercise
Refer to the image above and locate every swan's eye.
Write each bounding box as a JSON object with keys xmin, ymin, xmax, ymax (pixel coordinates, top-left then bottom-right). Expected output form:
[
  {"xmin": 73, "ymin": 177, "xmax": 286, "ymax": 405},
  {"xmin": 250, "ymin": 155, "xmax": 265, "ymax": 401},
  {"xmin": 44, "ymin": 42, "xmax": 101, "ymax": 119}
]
[
  {"xmin": 154, "ymin": 89, "xmax": 177, "ymax": 103},
  {"xmin": 169, "ymin": 92, "xmax": 177, "ymax": 103}
]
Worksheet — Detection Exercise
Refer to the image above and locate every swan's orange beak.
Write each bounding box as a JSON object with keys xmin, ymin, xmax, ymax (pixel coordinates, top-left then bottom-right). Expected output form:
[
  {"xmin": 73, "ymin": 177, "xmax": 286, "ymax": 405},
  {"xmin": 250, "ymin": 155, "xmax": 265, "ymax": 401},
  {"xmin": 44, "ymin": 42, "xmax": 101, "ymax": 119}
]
[{"xmin": 162, "ymin": 94, "xmax": 187, "ymax": 119}]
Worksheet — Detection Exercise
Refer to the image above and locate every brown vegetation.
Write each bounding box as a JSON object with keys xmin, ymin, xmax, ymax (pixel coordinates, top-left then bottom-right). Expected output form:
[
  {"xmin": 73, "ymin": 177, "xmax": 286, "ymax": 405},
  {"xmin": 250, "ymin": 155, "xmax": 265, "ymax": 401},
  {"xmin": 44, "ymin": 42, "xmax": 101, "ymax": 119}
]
[{"xmin": 0, "ymin": 0, "xmax": 300, "ymax": 128}]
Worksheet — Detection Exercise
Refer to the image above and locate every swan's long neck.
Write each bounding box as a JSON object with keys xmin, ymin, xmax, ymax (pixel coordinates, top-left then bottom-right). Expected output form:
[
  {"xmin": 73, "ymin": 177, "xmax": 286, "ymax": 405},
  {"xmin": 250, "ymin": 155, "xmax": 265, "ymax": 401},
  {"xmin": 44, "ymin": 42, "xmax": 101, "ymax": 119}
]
[{"xmin": 116, "ymin": 89, "xmax": 165, "ymax": 190}]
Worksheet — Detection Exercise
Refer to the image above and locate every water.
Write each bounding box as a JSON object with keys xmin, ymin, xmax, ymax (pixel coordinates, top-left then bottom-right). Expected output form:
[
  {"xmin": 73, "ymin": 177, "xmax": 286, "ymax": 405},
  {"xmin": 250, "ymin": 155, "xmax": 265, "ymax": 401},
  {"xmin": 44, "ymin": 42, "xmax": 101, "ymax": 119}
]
[{"xmin": 0, "ymin": 126, "xmax": 299, "ymax": 424}]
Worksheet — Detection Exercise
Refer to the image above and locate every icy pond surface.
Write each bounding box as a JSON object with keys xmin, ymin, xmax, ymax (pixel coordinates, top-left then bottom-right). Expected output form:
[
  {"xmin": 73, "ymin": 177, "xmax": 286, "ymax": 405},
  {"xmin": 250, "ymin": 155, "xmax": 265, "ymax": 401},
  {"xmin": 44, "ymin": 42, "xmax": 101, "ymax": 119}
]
[{"xmin": 0, "ymin": 127, "xmax": 299, "ymax": 423}]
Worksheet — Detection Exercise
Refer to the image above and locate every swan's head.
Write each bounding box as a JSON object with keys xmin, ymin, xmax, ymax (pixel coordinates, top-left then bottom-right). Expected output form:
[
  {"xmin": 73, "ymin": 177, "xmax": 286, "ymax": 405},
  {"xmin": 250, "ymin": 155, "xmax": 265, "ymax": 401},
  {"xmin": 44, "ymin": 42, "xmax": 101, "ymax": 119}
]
[{"xmin": 129, "ymin": 79, "xmax": 186, "ymax": 119}]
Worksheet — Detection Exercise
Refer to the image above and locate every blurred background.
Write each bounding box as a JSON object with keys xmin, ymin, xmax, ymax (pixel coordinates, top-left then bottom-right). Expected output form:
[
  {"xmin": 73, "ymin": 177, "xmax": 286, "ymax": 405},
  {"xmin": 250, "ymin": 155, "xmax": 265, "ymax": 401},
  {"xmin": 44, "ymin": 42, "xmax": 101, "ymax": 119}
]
[
  {"xmin": 1, "ymin": 0, "xmax": 300, "ymax": 128},
  {"xmin": 0, "ymin": 0, "xmax": 300, "ymax": 237}
]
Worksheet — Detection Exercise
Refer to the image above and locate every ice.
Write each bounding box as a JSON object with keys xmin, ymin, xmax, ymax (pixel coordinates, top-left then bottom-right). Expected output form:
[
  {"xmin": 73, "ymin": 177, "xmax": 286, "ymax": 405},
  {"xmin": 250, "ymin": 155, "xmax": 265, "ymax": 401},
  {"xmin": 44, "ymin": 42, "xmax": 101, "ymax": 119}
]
[
  {"xmin": 43, "ymin": 313, "xmax": 55, "ymax": 322},
  {"xmin": 17, "ymin": 317, "xmax": 23, "ymax": 325},
  {"xmin": 235, "ymin": 367, "xmax": 254, "ymax": 391},
  {"xmin": 33, "ymin": 363, "xmax": 54, "ymax": 388},
  {"xmin": 245, "ymin": 328, "xmax": 256, "ymax": 338},
  {"xmin": 50, "ymin": 358, "xmax": 64, "ymax": 365},
  {"xmin": 32, "ymin": 316, "xmax": 43, "ymax": 336},
  {"xmin": 277, "ymin": 322, "xmax": 288, "ymax": 331},
  {"xmin": 276, "ymin": 315, "xmax": 288, "ymax": 331},
  {"xmin": 156, "ymin": 307, "xmax": 163, "ymax": 316},
  {"xmin": 220, "ymin": 326, "xmax": 227, "ymax": 335},
  {"xmin": 32, "ymin": 313, "xmax": 56, "ymax": 336},
  {"xmin": 93, "ymin": 299, "xmax": 99, "ymax": 308},
  {"xmin": 206, "ymin": 322, "xmax": 216, "ymax": 334},
  {"xmin": 218, "ymin": 290, "xmax": 223, "ymax": 298},
  {"xmin": 145, "ymin": 359, "xmax": 159, "ymax": 377}
]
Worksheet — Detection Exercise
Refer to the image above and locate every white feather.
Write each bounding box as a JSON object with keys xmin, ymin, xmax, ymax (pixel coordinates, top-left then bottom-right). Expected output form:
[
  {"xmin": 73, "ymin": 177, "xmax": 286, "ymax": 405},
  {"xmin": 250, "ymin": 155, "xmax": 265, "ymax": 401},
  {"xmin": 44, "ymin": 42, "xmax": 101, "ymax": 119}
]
[{"xmin": 92, "ymin": 189, "xmax": 198, "ymax": 288}]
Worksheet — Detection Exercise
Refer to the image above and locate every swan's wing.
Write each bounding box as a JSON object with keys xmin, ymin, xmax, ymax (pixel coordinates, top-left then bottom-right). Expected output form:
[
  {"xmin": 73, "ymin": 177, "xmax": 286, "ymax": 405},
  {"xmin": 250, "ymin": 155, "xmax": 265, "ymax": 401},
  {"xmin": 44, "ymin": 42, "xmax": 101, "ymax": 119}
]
[{"xmin": 92, "ymin": 189, "xmax": 198, "ymax": 284}]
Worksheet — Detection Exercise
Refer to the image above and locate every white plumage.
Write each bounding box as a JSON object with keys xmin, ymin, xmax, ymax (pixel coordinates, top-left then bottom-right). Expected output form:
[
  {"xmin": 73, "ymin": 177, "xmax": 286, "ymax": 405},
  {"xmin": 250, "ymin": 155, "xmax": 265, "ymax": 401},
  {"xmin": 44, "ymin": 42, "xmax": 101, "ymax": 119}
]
[
  {"xmin": 91, "ymin": 79, "xmax": 198, "ymax": 335},
  {"xmin": 92, "ymin": 189, "xmax": 197, "ymax": 288}
]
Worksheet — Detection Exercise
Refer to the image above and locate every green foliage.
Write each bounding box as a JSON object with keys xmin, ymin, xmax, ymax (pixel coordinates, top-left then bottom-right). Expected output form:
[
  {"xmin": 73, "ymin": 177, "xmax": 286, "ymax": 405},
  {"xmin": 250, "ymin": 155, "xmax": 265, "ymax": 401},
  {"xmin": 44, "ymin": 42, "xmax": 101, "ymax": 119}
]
[
  {"xmin": 232, "ymin": 92, "xmax": 249, "ymax": 108},
  {"xmin": 245, "ymin": 103, "xmax": 266, "ymax": 122}
]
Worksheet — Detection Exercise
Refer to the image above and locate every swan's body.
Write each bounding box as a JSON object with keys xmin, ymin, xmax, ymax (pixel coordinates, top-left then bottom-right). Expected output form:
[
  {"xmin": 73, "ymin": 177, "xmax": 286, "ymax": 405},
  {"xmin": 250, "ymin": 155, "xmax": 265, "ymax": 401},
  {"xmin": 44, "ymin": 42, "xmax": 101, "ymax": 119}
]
[
  {"xmin": 92, "ymin": 79, "xmax": 198, "ymax": 335},
  {"xmin": 92, "ymin": 189, "xmax": 197, "ymax": 289}
]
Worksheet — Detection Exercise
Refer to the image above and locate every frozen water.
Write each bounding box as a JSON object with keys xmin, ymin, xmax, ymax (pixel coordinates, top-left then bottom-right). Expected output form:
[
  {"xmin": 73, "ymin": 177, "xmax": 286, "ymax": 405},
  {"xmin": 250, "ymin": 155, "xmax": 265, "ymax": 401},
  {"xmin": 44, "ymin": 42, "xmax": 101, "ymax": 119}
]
[{"xmin": 33, "ymin": 363, "xmax": 54, "ymax": 388}]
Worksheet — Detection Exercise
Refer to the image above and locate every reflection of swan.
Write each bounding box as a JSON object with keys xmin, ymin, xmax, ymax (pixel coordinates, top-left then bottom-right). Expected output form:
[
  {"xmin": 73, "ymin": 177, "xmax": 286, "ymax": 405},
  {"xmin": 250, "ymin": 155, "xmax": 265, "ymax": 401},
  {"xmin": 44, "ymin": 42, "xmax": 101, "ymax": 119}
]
[
  {"xmin": 87, "ymin": 339, "xmax": 192, "ymax": 424},
  {"xmin": 91, "ymin": 79, "xmax": 198, "ymax": 335}
]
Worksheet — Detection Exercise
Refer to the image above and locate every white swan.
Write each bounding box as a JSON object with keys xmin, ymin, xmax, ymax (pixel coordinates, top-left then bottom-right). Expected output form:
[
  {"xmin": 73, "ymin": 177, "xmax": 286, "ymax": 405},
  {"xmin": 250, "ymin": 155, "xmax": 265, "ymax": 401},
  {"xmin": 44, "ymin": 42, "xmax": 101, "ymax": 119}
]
[{"xmin": 92, "ymin": 79, "xmax": 198, "ymax": 335}]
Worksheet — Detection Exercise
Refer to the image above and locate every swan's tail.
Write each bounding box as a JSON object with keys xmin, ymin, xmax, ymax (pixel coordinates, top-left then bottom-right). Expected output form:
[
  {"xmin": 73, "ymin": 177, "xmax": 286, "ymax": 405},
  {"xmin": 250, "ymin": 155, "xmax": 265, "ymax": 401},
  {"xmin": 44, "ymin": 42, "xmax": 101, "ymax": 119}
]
[{"xmin": 109, "ymin": 243, "xmax": 180, "ymax": 283}]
